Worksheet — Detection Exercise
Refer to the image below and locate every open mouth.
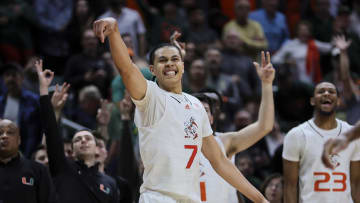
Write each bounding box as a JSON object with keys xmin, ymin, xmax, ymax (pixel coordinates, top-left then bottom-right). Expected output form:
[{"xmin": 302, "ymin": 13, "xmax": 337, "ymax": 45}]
[
  {"xmin": 320, "ymin": 99, "xmax": 333, "ymax": 107},
  {"xmin": 163, "ymin": 69, "xmax": 178, "ymax": 77}
]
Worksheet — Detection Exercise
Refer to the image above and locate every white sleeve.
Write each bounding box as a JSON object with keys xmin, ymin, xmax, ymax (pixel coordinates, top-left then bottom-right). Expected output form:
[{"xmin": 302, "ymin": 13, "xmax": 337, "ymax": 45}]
[
  {"xmin": 350, "ymin": 139, "xmax": 360, "ymax": 161},
  {"xmin": 315, "ymin": 40, "xmax": 332, "ymax": 53},
  {"xmin": 272, "ymin": 40, "xmax": 292, "ymax": 64},
  {"xmin": 131, "ymin": 80, "xmax": 152, "ymax": 111},
  {"xmin": 132, "ymin": 81, "xmax": 166, "ymax": 127},
  {"xmin": 282, "ymin": 127, "xmax": 304, "ymax": 162}
]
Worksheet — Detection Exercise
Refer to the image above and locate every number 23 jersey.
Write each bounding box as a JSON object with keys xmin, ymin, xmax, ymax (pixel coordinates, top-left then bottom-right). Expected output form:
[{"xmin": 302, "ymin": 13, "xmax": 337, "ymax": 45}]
[
  {"xmin": 132, "ymin": 81, "xmax": 213, "ymax": 202},
  {"xmin": 282, "ymin": 119, "xmax": 360, "ymax": 203}
]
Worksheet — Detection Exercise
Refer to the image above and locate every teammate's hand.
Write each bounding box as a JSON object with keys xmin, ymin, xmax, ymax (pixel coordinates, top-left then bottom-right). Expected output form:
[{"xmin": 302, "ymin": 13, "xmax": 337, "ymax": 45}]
[
  {"xmin": 253, "ymin": 51, "xmax": 275, "ymax": 84},
  {"xmin": 170, "ymin": 31, "xmax": 186, "ymax": 58},
  {"xmin": 35, "ymin": 59, "xmax": 54, "ymax": 94},
  {"xmin": 51, "ymin": 83, "xmax": 70, "ymax": 113},
  {"xmin": 322, "ymin": 137, "xmax": 349, "ymax": 169},
  {"xmin": 93, "ymin": 17, "xmax": 118, "ymax": 43}
]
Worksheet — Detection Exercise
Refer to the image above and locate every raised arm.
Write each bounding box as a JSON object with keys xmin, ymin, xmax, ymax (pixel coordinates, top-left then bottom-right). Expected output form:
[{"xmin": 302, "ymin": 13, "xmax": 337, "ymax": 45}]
[
  {"xmin": 334, "ymin": 35, "xmax": 359, "ymax": 101},
  {"xmin": 36, "ymin": 59, "xmax": 68, "ymax": 175},
  {"xmin": 221, "ymin": 51, "xmax": 275, "ymax": 158},
  {"xmin": 93, "ymin": 18, "xmax": 147, "ymax": 100},
  {"xmin": 202, "ymin": 136, "xmax": 268, "ymax": 203},
  {"xmin": 51, "ymin": 83, "xmax": 70, "ymax": 122}
]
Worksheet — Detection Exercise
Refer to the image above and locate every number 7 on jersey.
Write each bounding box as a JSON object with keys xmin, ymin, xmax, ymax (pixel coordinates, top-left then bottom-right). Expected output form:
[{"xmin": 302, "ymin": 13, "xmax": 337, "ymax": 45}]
[{"xmin": 185, "ymin": 145, "xmax": 198, "ymax": 169}]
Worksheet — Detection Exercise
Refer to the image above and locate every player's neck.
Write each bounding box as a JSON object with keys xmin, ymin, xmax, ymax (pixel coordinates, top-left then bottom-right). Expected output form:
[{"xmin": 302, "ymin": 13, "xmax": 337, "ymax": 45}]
[
  {"xmin": 159, "ymin": 83, "xmax": 182, "ymax": 94},
  {"xmin": 313, "ymin": 113, "xmax": 337, "ymax": 130}
]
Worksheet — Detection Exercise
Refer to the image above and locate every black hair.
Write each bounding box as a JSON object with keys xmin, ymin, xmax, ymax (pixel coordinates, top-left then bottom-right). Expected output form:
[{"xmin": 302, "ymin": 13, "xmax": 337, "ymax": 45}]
[
  {"xmin": 260, "ymin": 173, "xmax": 283, "ymax": 196},
  {"xmin": 199, "ymin": 88, "xmax": 223, "ymax": 110},
  {"xmin": 149, "ymin": 43, "xmax": 183, "ymax": 65},
  {"xmin": 31, "ymin": 144, "xmax": 46, "ymax": 161},
  {"xmin": 192, "ymin": 93, "xmax": 213, "ymax": 115}
]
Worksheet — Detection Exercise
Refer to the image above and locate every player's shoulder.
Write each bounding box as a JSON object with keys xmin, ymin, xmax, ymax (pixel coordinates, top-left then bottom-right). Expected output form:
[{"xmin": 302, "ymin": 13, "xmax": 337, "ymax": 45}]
[
  {"xmin": 337, "ymin": 119, "xmax": 353, "ymax": 131},
  {"xmin": 184, "ymin": 92, "xmax": 202, "ymax": 104},
  {"xmin": 286, "ymin": 121, "xmax": 308, "ymax": 137}
]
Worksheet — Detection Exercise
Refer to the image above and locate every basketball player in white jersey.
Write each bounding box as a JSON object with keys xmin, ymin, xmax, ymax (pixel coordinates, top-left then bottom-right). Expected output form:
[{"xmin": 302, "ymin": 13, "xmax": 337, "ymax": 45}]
[
  {"xmin": 194, "ymin": 50, "xmax": 275, "ymax": 203},
  {"xmin": 93, "ymin": 18, "xmax": 268, "ymax": 203},
  {"xmin": 283, "ymin": 82, "xmax": 360, "ymax": 203},
  {"xmin": 322, "ymin": 121, "xmax": 360, "ymax": 169}
]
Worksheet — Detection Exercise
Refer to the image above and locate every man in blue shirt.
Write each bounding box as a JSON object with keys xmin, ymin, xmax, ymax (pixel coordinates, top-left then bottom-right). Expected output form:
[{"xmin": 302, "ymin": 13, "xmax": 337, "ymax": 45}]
[
  {"xmin": 249, "ymin": 0, "xmax": 289, "ymax": 53},
  {"xmin": 0, "ymin": 63, "xmax": 42, "ymax": 158}
]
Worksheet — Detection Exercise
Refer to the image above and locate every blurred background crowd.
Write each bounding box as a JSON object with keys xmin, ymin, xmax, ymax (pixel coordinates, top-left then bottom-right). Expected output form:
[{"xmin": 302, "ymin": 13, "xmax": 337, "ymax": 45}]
[{"xmin": 1, "ymin": 0, "xmax": 360, "ymax": 202}]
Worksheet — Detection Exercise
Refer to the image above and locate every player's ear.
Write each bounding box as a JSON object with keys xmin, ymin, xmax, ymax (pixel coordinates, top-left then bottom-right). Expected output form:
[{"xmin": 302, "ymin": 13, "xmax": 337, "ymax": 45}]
[
  {"xmin": 310, "ymin": 97, "xmax": 315, "ymax": 106},
  {"xmin": 149, "ymin": 65, "xmax": 155, "ymax": 76}
]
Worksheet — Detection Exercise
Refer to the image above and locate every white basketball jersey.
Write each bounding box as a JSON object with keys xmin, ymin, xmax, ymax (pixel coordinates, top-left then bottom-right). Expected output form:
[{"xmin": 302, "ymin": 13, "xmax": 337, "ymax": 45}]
[
  {"xmin": 133, "ymin": 81, "xmax": 213, "ymax": 202},
  {"xmin": 283, "ymin": 119, "xmax": 360, "ymax": 203},
  {"xmin": 199, "ymin": 134, "xmax": 238, "ymax": 203}
]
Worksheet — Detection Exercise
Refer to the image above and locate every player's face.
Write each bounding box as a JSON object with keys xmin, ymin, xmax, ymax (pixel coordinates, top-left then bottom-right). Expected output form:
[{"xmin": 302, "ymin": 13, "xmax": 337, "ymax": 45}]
[
  {"xmin": 311, "ymin": 82, "xmax": 338, "ymax": 115},
  {"xmin": 72, "ymin": 131, "xmax": 97, "ymax": 158},
  {"xmin": 201, "ymin": 102, "xmax": 213, "ymax": 125},
  {"xmin": 0, "ymin": 120, "xmax": 20, "ymax": 158},
  {"xmin": 151, "ymin": 47, "xmax": 184, "ymax": 90},
  {"xmin": 95, "ymin": 139, "xmax": 107, "ymax": 164},
  {"xmin": 35, "ymin": 149, "xmax": 49, "ymax": 167},
  {"xmin": 265, "ymin": 177, "xmax": 283, "ymax": 202}
]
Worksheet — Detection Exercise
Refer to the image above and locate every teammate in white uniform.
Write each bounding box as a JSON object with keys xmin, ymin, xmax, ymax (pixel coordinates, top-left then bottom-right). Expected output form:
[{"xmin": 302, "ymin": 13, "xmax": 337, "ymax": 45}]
[
  {"xmin": 193, "ymin": 51, "xmax": 275, "ymax": 203},
  {"xmin": 283, "ymin": 82, "xmax": 360, "ymax": 203},
  {"xmin": 93, "ymin": 18, "xmax": 268, "ymax": 203}
]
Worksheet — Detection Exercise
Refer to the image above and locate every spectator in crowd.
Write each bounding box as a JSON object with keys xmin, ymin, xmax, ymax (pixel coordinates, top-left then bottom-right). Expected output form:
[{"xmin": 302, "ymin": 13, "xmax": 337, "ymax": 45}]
[
  {"xmin": 99, "ymin": 0, "xmax": 146, "ymax": 57},
  {"xmin": 138, "ymin": 0, "xmax": 189, "ymax": 48},
  {"xmin": 283, "ymin": 81, "xmax": 360, "ymax": 203},
  {"xmin": 264, "ymin": 120, "xmax": 284, "ymax": 158},
  {"xmin": 260, "ymin": 173, "xmax": 283, "ymax": 203},
  {"xmin": 325, "ymin": 36, "xmax": 360, "ymax": 125},
  {"xmin": 221, "ymin": 30, "xmax": 261, "ymax": 95},
  {"xmin": 0, "ymin": 119, "xmax": 58, "ymax": 203},
  {"xmin": 64, "ymin": 29, "xmax": 114, "ymax": 99},
  {"xmin": 204, "ymin": 47, "xmax": 243, "ymax": 127},
  {"xmin": 68, "ymin": 85, "xmax": 101, "ymax": 130},
  {"xmin": 231, "ymin": 110, "xmax": 253, "ymax": 131},
  {"xmin": 67, "ymin": 0, "xmax": 96, "ymax": 54},
  {"xmin": 249, "ymin": 0, "xmax": 290, "ymax": 54},
  {"xmin": 273, "ymin": 21, "xmax": 332, "ymax": 85},
  {"xmin": 32, "ymin": 145, "xmax": 49, "ymax": 167},
  {"xmin": 223, "ymin": 0, "xmax": 268, "ymax": 59},
  {"xmin": 34, "ymin": 0, "xmax": 73, "ymax": 74},
  {"xmin": 187, "ymin": 7, "xmax": 220, "ymax": 54},
  {"xmin": 183, "ymin": 58, "xmax": 209, "ymax": 93},
  {"xmin": 0, "ymin": 0, "xmax": 35, "ymax": 65},
  {"xmin": 36, "ymin": 59, "xmax": 119, "ymax": 203},
  {"xmin": 274, "ymin": 55, "xmax": 314, "ymax": 131},
  {"xmin": 350, "ymin": 0, "xmax": 360, "ymax": 38},
  {"xmin": 0, "ymin": 64, "xmax": 42, "ymax": 158},
  {"xmin": 236, "ymin": 152, "xmax": 262, "ymax": 202},
  {"xmin": 307, "ymin": 0, "xmax": 334, "ymax": 42}
]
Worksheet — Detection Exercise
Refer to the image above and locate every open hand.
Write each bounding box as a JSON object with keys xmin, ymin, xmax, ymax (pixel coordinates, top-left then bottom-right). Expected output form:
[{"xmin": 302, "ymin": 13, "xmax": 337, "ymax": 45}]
[
  {"xmin": 253, "ymin": 51, "xmax": 275, "ymax": 84},
  {"xmin": 35, "ymin": 59, "xmax": 54, "ymax": 93},
  {"xmin": 51, "ymin": 83, "xmax": 70, "ymax": 112},
  {"xmin": 333, "ymin": 35, "xmax": 352, "ymax": 51},
  {"xmin": 322, "ymin": 138, "xmax": 349, "ymax": 169},
  {"xmin": 93, "ymin": 17, "xmax": 118, "ymax": 43},
  {"xmin": 170, "ymin": 31, "xmax": 186, "ymax": 58},
  {"xmin": 97, "ymin": 99, "xmax": 110, "ymax": 126}
]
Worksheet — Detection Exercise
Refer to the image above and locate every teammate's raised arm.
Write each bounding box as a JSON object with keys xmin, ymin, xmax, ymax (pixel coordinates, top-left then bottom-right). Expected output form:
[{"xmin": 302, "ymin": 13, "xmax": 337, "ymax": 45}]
[
  {"xmin": 322, "ymin": 121, "xmax": 360, "ymax": 169},
  {"xmin": 93, "ymin": 17, "xmax": 147, "ymax": 100},
  {"xmin": 220, "ymin": 51, "xmax": 275, "ymax": 158}
]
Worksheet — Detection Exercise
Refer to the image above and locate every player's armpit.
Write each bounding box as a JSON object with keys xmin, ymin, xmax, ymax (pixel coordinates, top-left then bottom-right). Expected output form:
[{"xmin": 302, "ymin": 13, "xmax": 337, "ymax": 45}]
[{"xmin": 283, "ymin": 159, "xmax": 299, "ymax": 203}]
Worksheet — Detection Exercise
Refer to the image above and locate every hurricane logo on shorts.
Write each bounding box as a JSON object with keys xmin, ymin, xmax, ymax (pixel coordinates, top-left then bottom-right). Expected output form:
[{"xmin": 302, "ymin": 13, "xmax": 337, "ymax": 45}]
[
  {"xmin": 329, "ymin": 154, "xmax": 341, "ymax": 168},
  {"xmin": 184, "ymin": 116, "xmax": 199, "ymax": 140}
]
